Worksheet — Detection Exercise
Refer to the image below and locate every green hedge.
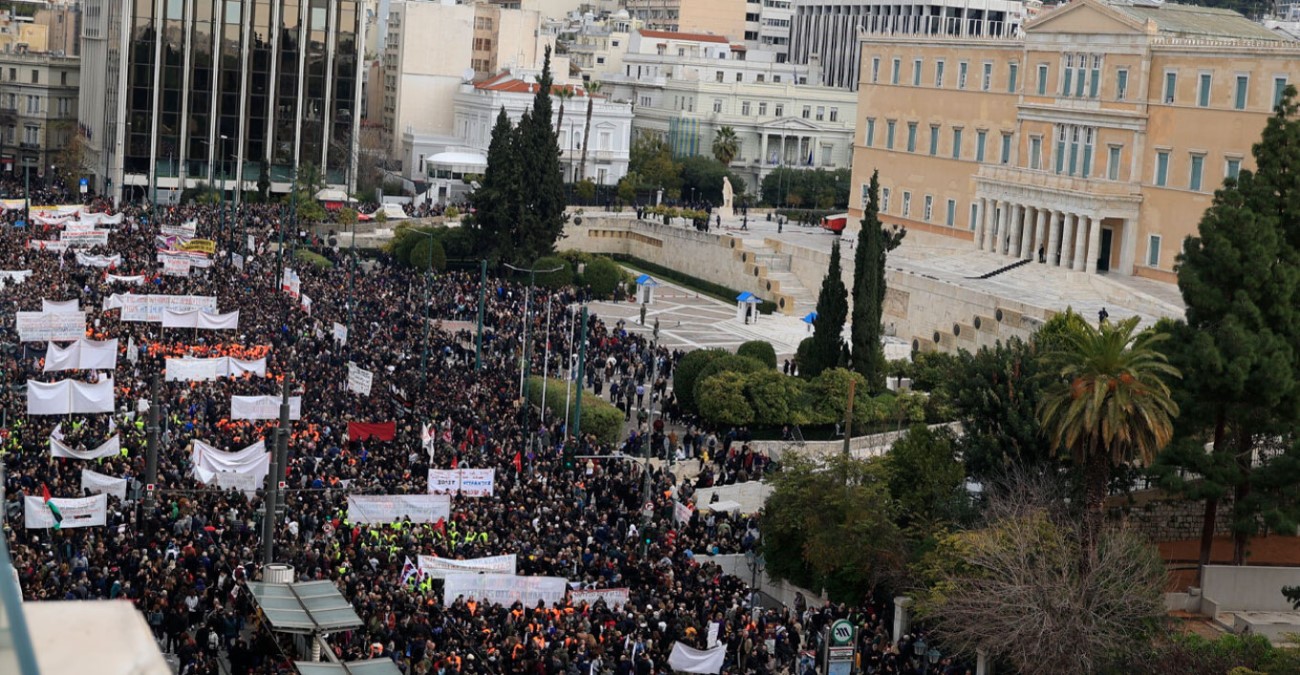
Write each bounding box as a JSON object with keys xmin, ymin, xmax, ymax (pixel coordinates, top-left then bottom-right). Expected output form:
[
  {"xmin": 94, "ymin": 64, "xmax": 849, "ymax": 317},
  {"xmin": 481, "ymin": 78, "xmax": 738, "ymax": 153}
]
[
  {"xmin": 526, "ymin": 376, "xmax": 623, "ymax": 444},
  {"xmin": 609, "ymin": 254, "xmax": 778, "ymax": 314},
  {"xmin": 294, "ymin": 248, "xmax": 334, "ymax": 269},
  {"xmin": 737, "ymin": 340, "xmax": 778, "ymax": 369}
]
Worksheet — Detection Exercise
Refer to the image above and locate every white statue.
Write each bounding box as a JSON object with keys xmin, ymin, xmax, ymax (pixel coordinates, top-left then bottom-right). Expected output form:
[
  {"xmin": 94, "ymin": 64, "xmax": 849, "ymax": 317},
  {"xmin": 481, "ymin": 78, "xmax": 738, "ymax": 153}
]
[{"xmin": 720, "ymin": 176, "xmax": 735, "ymax": 219}]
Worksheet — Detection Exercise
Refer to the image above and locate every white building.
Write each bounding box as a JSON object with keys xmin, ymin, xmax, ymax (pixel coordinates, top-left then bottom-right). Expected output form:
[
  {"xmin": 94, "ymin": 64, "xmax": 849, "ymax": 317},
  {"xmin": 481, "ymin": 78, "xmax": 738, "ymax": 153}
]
[
  {"xmin": 404, "ymin": 71, "xmax": 634, "ymax": 202},
  {"xmin": 746, "ymin": 0, "xmax": 794, "ymax": 61},
  {"xmin": 603, "ymin": 30, "xmax": 853, "ymax": 191},
  {"xmin": 565, "ymin": 11, "xmax": 640, "ymax": 83}
]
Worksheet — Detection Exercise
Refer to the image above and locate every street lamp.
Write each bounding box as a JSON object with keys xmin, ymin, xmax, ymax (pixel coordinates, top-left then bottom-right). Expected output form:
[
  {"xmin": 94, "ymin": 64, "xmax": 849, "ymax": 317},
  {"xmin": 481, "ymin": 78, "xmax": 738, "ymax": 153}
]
[
  {"xmin": 503, "ymin": 262, "xmax": 564, "ymax": 452},
  {"xmin": 413, "ymin": 229, "xmax": 439, "ymax": 387},
  {"xmin": 219, "ymin": 134, "xmax": 229, "ymax": 243},
  {"xmin": 745, "ymin": 549, "xmax": 765, "ymax": 620}
]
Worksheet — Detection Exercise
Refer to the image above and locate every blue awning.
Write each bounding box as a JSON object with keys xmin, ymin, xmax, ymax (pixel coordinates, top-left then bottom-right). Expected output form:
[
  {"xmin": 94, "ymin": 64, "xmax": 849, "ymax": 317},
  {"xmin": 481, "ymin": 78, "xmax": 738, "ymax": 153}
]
[
  {"xmin": 635, "ymin": 274, "xmax": 659, "ymax": 286},
  {"xmin": 801, "ymin": 312, "xmax": 818, "ymax": 324},
  {"xmin": 736, "ymin": 292, "xmax": 760, "ymax": 303}
]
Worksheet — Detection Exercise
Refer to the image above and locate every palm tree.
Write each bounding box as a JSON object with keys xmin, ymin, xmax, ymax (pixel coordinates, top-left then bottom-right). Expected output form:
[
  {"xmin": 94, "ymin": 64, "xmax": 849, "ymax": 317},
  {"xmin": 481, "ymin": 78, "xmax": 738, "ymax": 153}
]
[
  {"xmin": 554, "ymin": 87, "xmax": 574, "ymax": 139},
  {"xmin": 712, "ymin": 126, "xmax": 740, "ymax": 166},
  {"xmin": 578, "ymin": 81, "xmax": 602, "ymax": 183},
  {"xmin": 1036, "ymin": 315, "xmax": 1180, "ymax": 568}
]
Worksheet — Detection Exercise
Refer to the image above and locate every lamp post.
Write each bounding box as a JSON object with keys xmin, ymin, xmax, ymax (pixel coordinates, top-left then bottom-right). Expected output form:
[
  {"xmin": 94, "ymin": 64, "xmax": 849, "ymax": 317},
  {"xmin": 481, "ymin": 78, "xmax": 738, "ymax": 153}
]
[
  {"xmin": 503, "ymin": 262, "xmax": 564, "ymax": 451},
  {"xmin": 413, "ymin": 229, "xmax": 438, "ymax": 388},
  {"xmin": 219, "ymin": 134, "xmax": 229, "ymax": 244},
  {"xmin": 640, "ymin": 323, "xmax": 659, "ymax": 525},
  {"xmin": 745, "ymin": 550, "xmax": 766, "ymax": 621}
]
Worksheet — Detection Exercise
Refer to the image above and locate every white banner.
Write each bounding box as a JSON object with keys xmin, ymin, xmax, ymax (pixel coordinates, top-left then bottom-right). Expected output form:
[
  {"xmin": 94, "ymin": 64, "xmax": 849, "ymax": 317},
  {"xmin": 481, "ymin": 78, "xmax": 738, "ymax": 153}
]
[
  {"xmin": 157, "ymin": 250, "xmax": 212, "ymax": 269},
  {"xmin": 81, "ymin": 469, "xmax": 128, "ymax": 499},
  {"xmin": 161, "ymin": 309, "xmax": 239, "ymax": 330},
  {"xmin": 161, "ymin": 221, "xmax": 197, "ymax": 237},
  {"xmin": 17, "ymin": 311, "xmax": 87, "ymax": 342},
  {"xmin": 417, "ymin": 555, "xmax": 517, "ymax": 578},
  {"xmin": 162, "ymin": 256, "xmax": 191, "ymax": 277},
  {"xmin": 230, "ymin": 395, "xmax": 302, "ymax": 420},
  {"xmin": 346, "ymin": 494, "xmax": 452, "ymax": 525},
  {"xmin": 104, "ymin": 294, "xmax": 217, "ymax": 322},
  {"xmin": 232, "ymin": 253, "xmax": 244, "ymax": 270},
  {"xmin": 165, "ymin": 356, "xmax": 268, "ymax": 381},
  {"xmin": 192, "ymin": 440, "xmax": 270, "ymax": 488},
  {"xmin": 24, "ymin": 494, "xmax": 108, "ymax": 529},
  {"xmin": 347, "ymin": 363, "xmax": 373, "ymax": 396},
  {"xmin": 60, "ymin": 229, "xmax": 110, "ymax": 247},
  {"xmin": 0, "ymin": 270, "xmax": 32, "ymax": 285},
  {"xmin": 75, "ymin": 252, "xmax": 123, "ymax": 268},
  {"xmin": 442, "ymin": 574, "xmax": 569, "ymax": 608},
  {"xmin": 106, "ymin": 274, "xmax": 144, "ymax": 284},
  {"xmin": 332, "ymin": 322, "xmax": 348, "ymax": 344},
  {"xmin": 50, "ymin": 435, "xmax": 121, "ymax": 459},
  {"xmin": 668, "ymin": 643, "xmax": 726, "ymax": 675},
  {"xmin": 65, "ymin": 220, "xmax": 97, "ymax": 232},
  {"xmin": 43, "ymin": 338, "xmax": 118, "ymax": 372},
  {"xmin": 27, "ymin": 378, "xmax": 115, "ymax": 415},
  {"xmin": 674, "ymin": 501, "xmax": 694, "ymax": 525},
  {"xmin": 427, "ymin": 468, "xmax": 496, "ymax": 497},
  {"xmin": 42, "ymin": 299, "xmax": 80, "ymax": 313},
  {"xmin": 568, "ymin": 587, "xmax": 631, "ymax": 608},
  {"xmin": 28, "ymin": 239, "xmax": 69, "ymax": 252},
  {"xmin": 301, "ymin": 294, "xmax": 313, "ymax": 315}
]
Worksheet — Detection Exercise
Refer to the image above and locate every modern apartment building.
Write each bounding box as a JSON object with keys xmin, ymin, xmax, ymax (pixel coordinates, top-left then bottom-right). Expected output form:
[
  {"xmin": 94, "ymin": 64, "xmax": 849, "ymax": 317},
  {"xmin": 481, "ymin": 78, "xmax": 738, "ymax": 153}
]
[
  {"xmin": 849, "ymin": 0, "xmax": 1300, "ymax": 281},
  {"xmin": 0, "ymin": 51, "xmax": 78, "ymax": 176},
  {"xmin": 79, "ymin": 0, "xmax": 365, "ymax": 202}
]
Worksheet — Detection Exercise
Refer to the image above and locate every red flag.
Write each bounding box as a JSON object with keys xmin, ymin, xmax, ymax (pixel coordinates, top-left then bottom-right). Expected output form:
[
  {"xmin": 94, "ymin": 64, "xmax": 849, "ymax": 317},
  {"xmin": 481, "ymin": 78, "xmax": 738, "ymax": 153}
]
[
  {"xmin": 513, "ymin": 452, "xmax": 522, "ymax": 473},
  {"xmin": 347, "ymin": 421, "xmax": 396, "ymax": 441},
  {"xmin": 41, "ymin": 483, "xmax": 51, "ymax": 503},
  {"xmin": 434, "ymin": 517, "xmax": 446, "ymax": 536},
  {"xmin": 451, "ymin": 455, "xmax": 458, "ymax": 470}
]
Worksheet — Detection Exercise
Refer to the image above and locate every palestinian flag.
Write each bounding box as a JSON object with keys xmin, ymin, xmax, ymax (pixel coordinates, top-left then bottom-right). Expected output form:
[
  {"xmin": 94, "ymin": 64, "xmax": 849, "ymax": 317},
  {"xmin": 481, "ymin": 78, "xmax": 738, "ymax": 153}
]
[{"xmin": 41, "ymin": 484, "xmax": 63, "ymax": 529}]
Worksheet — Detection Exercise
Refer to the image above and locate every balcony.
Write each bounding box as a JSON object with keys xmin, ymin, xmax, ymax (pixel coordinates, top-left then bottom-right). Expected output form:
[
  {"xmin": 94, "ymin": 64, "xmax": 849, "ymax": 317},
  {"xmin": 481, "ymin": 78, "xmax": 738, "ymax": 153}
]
[
  {"xmin": 976, "ymin": 164, "xmax": 1140, "ymax": 200},
  {"xmin": 18, "ymin": 141, "xmax": 39, "ymax": 150}
]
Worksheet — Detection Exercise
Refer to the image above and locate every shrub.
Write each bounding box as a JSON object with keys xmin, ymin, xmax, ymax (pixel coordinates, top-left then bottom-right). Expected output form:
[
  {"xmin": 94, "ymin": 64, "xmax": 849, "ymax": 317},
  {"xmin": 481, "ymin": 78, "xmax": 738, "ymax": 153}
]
[
  {"xmin": 745, "ymin": 370, "xmax": 808, "ymax": 426},
  {"xmin": 697, "ymin": 371, "xmax": 754, "ymax": 427},
  {"xmin": 575, "ymin": 179, "xmax": 597, "ymax": 202},
  {"xmin": 583, "ymin": 256, "xmax": 622, "ymax": 299},
  {"xmin": 294, "ymin": 248, "xmax": 334, "ymax": 269},
  {"xmin": 737, "ymin": 340, "xmax": 778, "ymax": 369},
  {"xmin": 532, "ymin": 256, "xmax": 574, "ymax": 290},
  {"xmin": 410, "ymin": 237, "xmax": 447, "ymax": 271},
  {"xmin": 336, "ymin": 207, "xmax": 358, "ymax": 226},
  {"xmin": 444, "ymin": 206, "xmax": 460, "ymax": 219},
  {"xmin": 692, "ymin": 355, "xmax": 766, "ymax": 411},
  {"xmin": 673, "ymin": 348, "xmax": 728, "ymax": 414},
  {"xmin": 526, "ymin": 376, "xmax": 624, "ymax": 444},
  {"xmin": 805, "ymin": 367, "xmax": 875, "ymax": 429}
]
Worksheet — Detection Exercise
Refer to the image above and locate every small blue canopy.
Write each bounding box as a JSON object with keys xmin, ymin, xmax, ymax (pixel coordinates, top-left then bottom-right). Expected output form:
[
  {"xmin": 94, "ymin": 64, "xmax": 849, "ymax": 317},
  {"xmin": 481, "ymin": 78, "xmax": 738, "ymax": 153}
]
[
  {"xmin": 635, "ymin": 274, "xmax": 659, "ymax": 287},
  {"xmin": 801, "ymin": 311, "xmax": 818, "ymax": 324},
  {"xmin": 736, "ymin": 292, "xmax": 760, "ymax": 303}
]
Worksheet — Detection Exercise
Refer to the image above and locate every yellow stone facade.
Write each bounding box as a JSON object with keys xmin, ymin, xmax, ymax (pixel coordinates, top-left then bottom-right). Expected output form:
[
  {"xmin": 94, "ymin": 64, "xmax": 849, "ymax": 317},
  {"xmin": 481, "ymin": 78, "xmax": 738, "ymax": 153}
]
[{"xmin": 849, "ymin": 0, "xmax": 1300, "ymax": 281}]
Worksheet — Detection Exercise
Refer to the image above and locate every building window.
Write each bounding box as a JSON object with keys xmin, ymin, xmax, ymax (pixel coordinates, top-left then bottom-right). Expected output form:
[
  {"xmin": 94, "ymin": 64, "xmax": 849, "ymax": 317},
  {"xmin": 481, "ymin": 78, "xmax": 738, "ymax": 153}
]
[
  {"xmin": 923, "ymin": 195, "xmax": 933, "ymax": 222},
  {"xmin": 935, "ymin": 60, "xmax": 945, "ymax": 88},
  {"xmin": 1037, "ymin": 64, "xmax": 1048, "ymax": 95},
  {"xmin": 871, "ymin": 57, "xmax": 880, "ymax": 83},
  {"xmin": 886, "ymin": 120, "xmax": 896, "ymax": 149},
  {"xmin": 1274, "ymin": 77, "xmax": 1289, "ymax": 108},
  {"xmin": 1116, "ymin": 68, "xmax": 1128, "ymax": 100},
  {"xmin": 1008, "ymin": 63, "xmax": 1018, "ymax": 93},
  {"xmin": 802, "ymin": 106, "xmax": 811, "ymax": 119},
  {"xmin": 881, "ymin": 188, "xmax": 890, "ymax": 212},
  {"xmin": 1189, "ymin": 154, "xmax": 1205, "ymax": 191},
  {"xmin": 716, "ymin": 71, "xmax": 724, "ymax": 83},
  {"xmin": 60, "ymin": 72, "xmax": 67, "ymax": 86},
  {"xmin": 735, "ymin": 72, "xmax": 743, "ymax": 82},
  {"xmin": 25, "ymin": 95, "xmax": 38, "ymax": 114},
  {"xmin": 742, "ymin": 101, "xmax": 751, "ymax": 116},
  {"xmin": 759, "ymin": 102, "xmax": 767, "ymax": 116},
  {"xmin": 1063, "ymin": 55, "xmax": 1073, "ymax": 96},
  {"xmin": 982, "ymin": 62, "xmax": 992, "ymax": 91},
  {"xmin": 30, "ymin": 70, "xmax": 38, "ymax": 84},
  {"xmin": 946, "ymin": 198, "xmax": 956, "ymax": 227},
  {"xmin": 1164, "ymin": 71, "xmax": 1177, "ymax": 104},
  {"xmin": 1000, "ymin": 132, "xmax": 1012, "ymax": 165},
  {"xmin": 891, "ymin": 58, "xmax": 901, "ymax": 85},
  {"xmin": 23, "ymin": 125, "xmax": 37, "ymax": 144},
  {"xmin": 1075, "ymin": 54, "xmax": 1087, "ymax": 97},
  {"xmin": 902, "ymin": 191, "xmax": 911, "ymax": 217},
  {"xmin": 1082, "ymin": 128, "xmax": 1095, "ymax": 176},
  {"xmin": 1197, "ymin": 72, "xmax": 1212, "ymax": 107},
  {"xmin": 907, "ymin": 123, "xmax": 917, "ymax": 152},
  {"xmin": 1089, "ymin": 55, "xmax": 1101, "ymax": 98},
  {"xmin": 958, "ymin": 61, "xmax": 968, "ymax": 89},
  {"xmin": 861, "ymin": 183, "xmax": 870, "ymax": 209},
  {"xmin": 929, "ymin": 125, "xmax": 940, "ymax": 156},
  {"xmin": 866, "ymin": 118, "xmax": 876, "ymax": 147},
  {"xmin": 816, "ymin": 106, "xmax": 825, "ymax": 121},
  {"xmin": 1147, "ymin": 235, "xmax": 1161, "ymax": 267},
  {"xmin": 713, "ymin": 99, "xmax": 723, "ymax": 113},
  {"xmin": 1226, "ymin": 157, "xmax": 1241, "ymax": 181},
  {"xmin": 952, "ymin": 128, "xmax": 963, "ymax": 159},
  {"xmin": 1155, "ymin": 151, "xmax": 1170, "ymax": 186},
  {"xmin": 1108, "ymin": 145, "xmax": 1122, "ymax": 180},
  {"xmin": 970, "ymin": 203, "xmax": 979, "ymax": 230},
  {"xmin": 976, "ymin": 130, "xmax": 987, "ymax": 163},
  {"xmin": 1055, "ymin": 126, "xmax": 1066, "ymax": 174},
  {"xmin": 1029, "ymin": 136, "xmax": 1041, "ymax": 170},
  {"xmin": 1235, "ymin": 75, "xmax": 1249, "ymax": 110},
  {"xmin": 830, "ymin": 107, "xmax": 838, "ymax": 122},
  {"xmin": 913, "ymin": 58, "xmax": 922, "ymax": 86},
  {"xmin": 774, "ymin": 104, "xmax": 783, "ymax": 116}
]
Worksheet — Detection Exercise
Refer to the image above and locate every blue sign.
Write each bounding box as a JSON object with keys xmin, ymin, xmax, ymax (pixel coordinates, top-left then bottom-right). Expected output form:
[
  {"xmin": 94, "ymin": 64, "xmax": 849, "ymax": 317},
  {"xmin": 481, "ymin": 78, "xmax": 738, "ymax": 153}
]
[
  {"xmin": 79, "ymin": 178, "xmax": 88, "ymax": 187},
  {"xmin": 14, "ymin": 220, "xmax": 25, "ymax": 228}
]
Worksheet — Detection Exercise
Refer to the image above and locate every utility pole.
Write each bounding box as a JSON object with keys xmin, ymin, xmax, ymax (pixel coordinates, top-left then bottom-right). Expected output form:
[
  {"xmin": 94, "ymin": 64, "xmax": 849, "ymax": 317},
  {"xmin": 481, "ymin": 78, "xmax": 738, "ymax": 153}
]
[
  {"xmin": 475, "ymin": 259, "xmax": 486, "ymax": 372},
  {"xmin": 263, "ymin": 375, "xmax": 292, "ymax": 565},
  {"xmin": 504, "ymin": 263, "xmax": 564, "ymax": 450},
  {"xmin": 144, "ymin": 374, "xmax": 160, "ymax": 509},
  {"xmin": 347, "ymin": 219, "xmax": 356, "ymax": 362},
  {"xmin": 572, "ymin": 306, "xmax": 587, "ymax": 441},
  {"xmin": 540, "ymin": 296, "xmax": 553, "ymax": 425},
  {"xmin": 641, "ymin": 333, "xmax": 659, "ymax": 524}
]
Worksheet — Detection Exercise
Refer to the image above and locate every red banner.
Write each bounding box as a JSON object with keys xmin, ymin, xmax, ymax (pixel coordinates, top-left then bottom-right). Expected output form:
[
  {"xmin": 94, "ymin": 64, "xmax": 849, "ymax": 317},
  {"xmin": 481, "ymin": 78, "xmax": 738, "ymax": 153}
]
[{"xmin": 348, "ymin": 421, "xmax": 396, "ymax": 441}]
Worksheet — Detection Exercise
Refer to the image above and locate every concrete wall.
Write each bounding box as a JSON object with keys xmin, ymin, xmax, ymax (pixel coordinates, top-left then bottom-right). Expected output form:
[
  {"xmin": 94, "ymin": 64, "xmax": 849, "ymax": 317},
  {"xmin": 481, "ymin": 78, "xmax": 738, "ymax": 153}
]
[
  {"xmin": 1110, "ymin": 489, "xmax": 1236, "ymax": 544},
  {"xmin": 747, "ymin": 422, "xmax": 963, "ymax": 461},
  {"xmin": 1201, "ymin": 566, "xmax": 1300, "ymax": 614},
  {"xmin": 698, "ymin": 553, "xmax": 830, "ymax": 609}
]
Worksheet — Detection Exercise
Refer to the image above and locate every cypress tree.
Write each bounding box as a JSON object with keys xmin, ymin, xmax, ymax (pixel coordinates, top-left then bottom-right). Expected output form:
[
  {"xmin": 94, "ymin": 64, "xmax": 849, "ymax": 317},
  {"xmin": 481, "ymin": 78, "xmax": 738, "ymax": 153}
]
[
  {"xmin": 805, "ymin": 240, "xmax": 849, "ymax": 378},
  {"xmin": 851, "ymin": 170, "xmax": 905, "ymax": 393},
  {"xmin": 515, "ymin": 45, "xmax": 567, "ymax": 263},
  {"xmin": 470, "ymin": 108, "xmax": 519, "ymax": 264}
]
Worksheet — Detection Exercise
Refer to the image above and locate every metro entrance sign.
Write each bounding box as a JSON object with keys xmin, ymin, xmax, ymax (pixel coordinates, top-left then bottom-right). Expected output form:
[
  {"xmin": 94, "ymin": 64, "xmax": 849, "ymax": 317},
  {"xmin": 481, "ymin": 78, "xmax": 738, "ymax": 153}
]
[{"xmin": 825, "ymin": 619, "xmax": 855, "ymax": 675}]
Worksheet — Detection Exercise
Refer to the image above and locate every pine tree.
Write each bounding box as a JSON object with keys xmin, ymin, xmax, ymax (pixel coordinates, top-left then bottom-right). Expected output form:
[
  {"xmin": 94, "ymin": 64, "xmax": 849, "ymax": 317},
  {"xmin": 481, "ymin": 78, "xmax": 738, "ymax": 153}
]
[
  {"xmin": 1152, "ymin": 87, "xmax": 1300, "ymax": 567},
  {"xmin": 804, "ymin": 240, "xmax": 849, "ymax": 378},
  {"xmin": 851, "ymin": 170, "xmax": 905, "ymax": 393},
  {"xmin": 469, "ymin": 108, "xmax": 519, "ymax": 264},
  {"xmin": 515, "ymin": 45, "xmax": 568, "ymax": 263}
]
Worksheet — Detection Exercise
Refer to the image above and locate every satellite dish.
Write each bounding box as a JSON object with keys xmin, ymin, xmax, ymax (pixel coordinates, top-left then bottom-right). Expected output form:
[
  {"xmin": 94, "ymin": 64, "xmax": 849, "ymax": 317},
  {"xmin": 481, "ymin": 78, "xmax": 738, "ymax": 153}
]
[{"xmin": 461, "ymin": 67, "xmax": 475, "ymax": 82}]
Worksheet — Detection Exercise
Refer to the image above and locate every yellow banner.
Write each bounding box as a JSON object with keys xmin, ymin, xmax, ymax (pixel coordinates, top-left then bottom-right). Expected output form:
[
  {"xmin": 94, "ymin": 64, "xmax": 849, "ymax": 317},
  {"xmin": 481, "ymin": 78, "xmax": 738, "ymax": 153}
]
[{"xmin": 180, "ymin": 239, "xmax": 216, "ymax": 254}]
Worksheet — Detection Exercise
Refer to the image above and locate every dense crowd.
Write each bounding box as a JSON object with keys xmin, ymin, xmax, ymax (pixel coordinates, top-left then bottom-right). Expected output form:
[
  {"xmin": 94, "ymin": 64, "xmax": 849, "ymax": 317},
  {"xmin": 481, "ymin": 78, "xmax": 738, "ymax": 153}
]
[{"xmin": 0, "ymin": 184, "xmax": 967, "ymax": 675}]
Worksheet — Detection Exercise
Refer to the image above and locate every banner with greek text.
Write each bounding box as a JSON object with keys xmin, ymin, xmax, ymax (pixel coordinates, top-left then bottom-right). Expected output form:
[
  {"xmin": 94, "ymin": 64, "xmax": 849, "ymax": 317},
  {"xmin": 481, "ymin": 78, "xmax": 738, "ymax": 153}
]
[
  {"xmin": 104, "ymin": 294, "xmax": 218, "ymax": 322},
  {"xmin": 568, "ymin": 587, "xmax": 631, "ymax": 608},
  {"xmin": 81, "ymin": 469, "xmax": 128, "ymax": 499},
  {"xmin": 426, "ymin": 468, "xmax": 496, "ymax": 497},
  {"xmin": 418, "ymin": 555, "xmax": 517, "ymax": 578},
  {"xmin": 24, "ymin": 494, "xmax": 108, "ymax": 529},
  {"xmin": 17, "ymin": 311, "xmax": 86, "ymax": 342},
  {"xmin": 441, "ymin": 574, "xmax": 569, "ymax": 608},
  {"xmin": 346, "ymin": 494, "xmax": 451, "ymax": 525},
  {"xmin": 230, "ymin": 395, "xmax": 302, "ymax": 420},
  {"xmin": 347, "ymin": 363, "xmax": 373, "ymax": 396},
  {"xmin": 106, "ymin": 274, "xmax": 144, "ymax": 284},
  {"xmin": 60, "ymin": 229, "xmax": 110, "ymax": 247},
  {"xmin": 162, "ymin": 256, "xmax": 191, "ymax": 277},
  {"xmin": 28, "ymin": 239, "xmax": 69, "ymax": 252},
  {"xmin": 76, "ymin": 252, "xmax": 123, "ymax": 268}
]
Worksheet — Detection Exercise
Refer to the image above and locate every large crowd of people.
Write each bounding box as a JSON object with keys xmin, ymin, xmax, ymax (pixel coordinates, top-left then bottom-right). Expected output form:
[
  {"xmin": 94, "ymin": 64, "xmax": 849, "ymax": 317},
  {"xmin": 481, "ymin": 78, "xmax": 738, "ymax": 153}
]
[{"xmin": 0, "ymin": 184, "xmax": 966, "ymax": 675}]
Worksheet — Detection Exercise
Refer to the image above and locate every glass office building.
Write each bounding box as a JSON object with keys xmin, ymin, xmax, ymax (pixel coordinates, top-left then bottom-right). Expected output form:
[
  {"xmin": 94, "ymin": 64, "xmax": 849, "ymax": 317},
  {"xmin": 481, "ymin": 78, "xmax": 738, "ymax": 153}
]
[{"xmin": 80, "ymin": 0, "xmax": 363, "ymax": 202}]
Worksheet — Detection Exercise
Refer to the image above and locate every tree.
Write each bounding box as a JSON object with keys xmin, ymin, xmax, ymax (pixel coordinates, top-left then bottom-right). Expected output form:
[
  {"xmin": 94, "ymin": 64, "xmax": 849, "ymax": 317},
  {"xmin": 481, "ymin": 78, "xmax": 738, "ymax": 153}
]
[
  {"xmin": 554, "ymin": 87, "xmax": 573, "ymax": 138},
  {"xmin": 763, "ymin": 453, "xmax": 906, "ymax": 602},
  {"xmin": 711, "ymin": 126, "xmax": 739, "ymax": 166},
  {"xmin": 736, "ymin": 340, "xmax": 777, "ymax": 369},
  {"xmin": 673, "ymin": 348, "xmax": 728, "ymax": 413},
  {"xmin": 53, "ymin": 124, "xmax": 89, "ymax": 189},
  {"xmin": 336, "ymin": 207, "xmax": 358, "ymax": 228},
  {"xmin": 470, "ymin": 108, "xmax": 520, "ymax": 264},
  {"xmin": 1151, "ymin": 87, "xmax": 1300, "ymax": 569},
  {"xmin": 744, "ymin": 370, "xmax": 808, "ymax": 426},
  {"xmin": 531, "ymin": 256, "xmax": 574, "ymax": 289},
  {"xmin": 578, "ymin": 81, "xmax": 601, "ymax": 182},
  {"xmin": 616, "ymin": 174, "xmax": 638, "ymax": 204},
  {"xmin": 629, "ymin": 135, "xmax": 681, "ymax": 193},
  {"xmin": 514, "ymin": 46, "xmax": 568, "ymax": 262},
  {"xmin": 410, "ymin": 237, "xmax": 446, "ymax": 272},
  {"xmin": 884, "ymin": 424, "xmax": 965, "ymax": 534},
  {"xmin": 679, "ymin": 156, "xmax": 743, "ymax": 205},
  {"xmin": 760, "ymin": 167, "xmax": 852, "ymax": 209},
  {"xmin": 804, "ymin": 241, "xmax": 849, "ymax": 378},
  {"xmin": 1037, "ymin": 317, "xmax": 1180, "ymax": 567},
  {"xmin": 691, "ymin": 354, "xmax": 767, "ymax": 411},
  {"xmin": 851, "ymin": 170, "xmax": 905, "ymax": 393},
  {"xmin": 582, "ymin": 256, "xmax": 622, "ymax": 299},
  {"xmin": 805, "ymin": 367, "xmax": 877, "ymax": 429},
  {"xmin": 697, "ymin": 371, "xmax": 755, "ymax": 426}
]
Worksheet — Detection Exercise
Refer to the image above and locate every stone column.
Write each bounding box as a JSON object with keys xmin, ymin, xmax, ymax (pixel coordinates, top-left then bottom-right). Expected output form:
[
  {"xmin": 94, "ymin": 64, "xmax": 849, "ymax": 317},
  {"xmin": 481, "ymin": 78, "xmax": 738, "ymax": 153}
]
[
  {"xmin": 974, "ymin": 198, "xmax": 988, "ymax": 250},
  {"xmin": 1059, "ymin": 213, "xmax": 1076, "ymax": 268},
  {"xmin": 1073, "ymin": 214, "xmax": 1090, "ymax": 271},
  {"xmin": 1085, "ymin": 215, "xmax": 1103, "ymax": 273},
  {"xmin": 1009, "ymin": 204, "xmax": 1024, "ymax": 257},
  {"xmin": 1047, "ymin": 210, "xmax": 1062, "ymax": 266},
  {"xmin": 1020, "ymin": 205, "xmax": 1036, "ymax": 260},
  {"xmin": 1032, "ymin": 207, "xmax": 1048, "ymax": 262},
  {"xmin": 761, "ymin": 133, "xmax": 769, "ymax": 166},
  {"xmin": 893, "ymin": 596, "xmax": 913, "ymax": 644},
  {"xmin": 982, "ymin": 200, "xmax": 997, "ymax": 251},
  {"xmin": 977, "ymin": 649, "xmax": 993, "ymax": 675},
  {"xmin": 998, "ymin": 202, "xmax": 1012, "ymax": 255}
]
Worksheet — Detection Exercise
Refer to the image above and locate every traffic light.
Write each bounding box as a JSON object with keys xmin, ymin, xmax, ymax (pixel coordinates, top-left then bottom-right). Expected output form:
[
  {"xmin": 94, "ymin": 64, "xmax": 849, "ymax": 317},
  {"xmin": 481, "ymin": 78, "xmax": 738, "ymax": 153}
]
[{"xmin": 562, "ymin": 442, "xmax": 576, "ymax": 470}]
